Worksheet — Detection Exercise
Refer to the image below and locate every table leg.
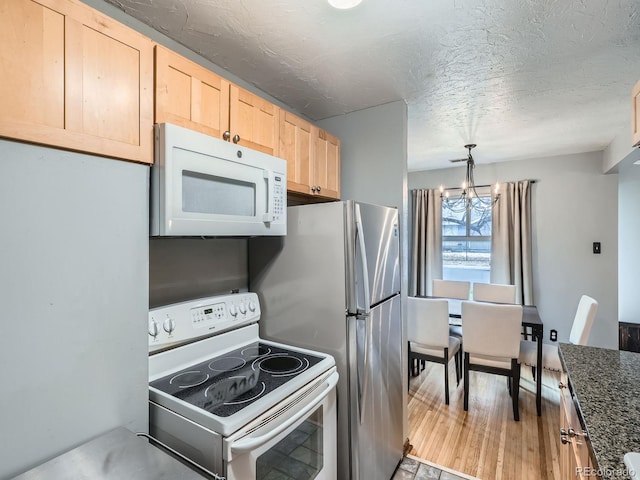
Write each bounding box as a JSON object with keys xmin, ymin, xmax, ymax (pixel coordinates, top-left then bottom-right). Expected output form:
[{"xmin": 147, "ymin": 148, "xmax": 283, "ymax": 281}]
[{"xmin": 534, "ymin": 325, "xmax": 543, "ymax": 416}]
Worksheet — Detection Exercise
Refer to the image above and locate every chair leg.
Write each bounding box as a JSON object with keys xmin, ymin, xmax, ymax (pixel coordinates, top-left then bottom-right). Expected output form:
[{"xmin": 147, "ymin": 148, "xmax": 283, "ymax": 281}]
[
  {"xmin": 454, "ymin": 350, "xmax": 460, "ymax": 386},
  {"xmin": 463, "ymin": 352, "xmax": 470, "ymax": 411},
  {"xmin": 532, "ymin": 365, "xmax": 536, "ymax": 381},
  {"xmin": 512, "ymin": 359, "xmax": 520, "ymax": 422},
  {"xmin": 444, "ymin": 347, "xmax": 450, "ymax": 405},
  {"xmin": 507, "ymin": 376, "xmax": 512, "ymax": 396}
]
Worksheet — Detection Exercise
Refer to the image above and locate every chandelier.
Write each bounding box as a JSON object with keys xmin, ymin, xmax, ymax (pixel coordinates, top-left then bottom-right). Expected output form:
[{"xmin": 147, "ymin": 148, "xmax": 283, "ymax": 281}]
[{"xmin": 440, "ymin": 144, "xmax": 500, "ymax": 213}]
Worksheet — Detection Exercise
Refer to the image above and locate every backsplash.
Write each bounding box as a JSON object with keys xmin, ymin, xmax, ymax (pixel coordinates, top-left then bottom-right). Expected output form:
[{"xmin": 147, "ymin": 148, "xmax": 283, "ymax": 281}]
[{"xmin": 149, "ymin": 238, "xmax": 248, "ymax": 307}]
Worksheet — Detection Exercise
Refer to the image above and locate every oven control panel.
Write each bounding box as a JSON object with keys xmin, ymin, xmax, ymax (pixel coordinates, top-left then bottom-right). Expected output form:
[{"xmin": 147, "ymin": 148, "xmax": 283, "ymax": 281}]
[{"xmin": 148, "ymin": 292, "xmax": 261, "ymax": 353}]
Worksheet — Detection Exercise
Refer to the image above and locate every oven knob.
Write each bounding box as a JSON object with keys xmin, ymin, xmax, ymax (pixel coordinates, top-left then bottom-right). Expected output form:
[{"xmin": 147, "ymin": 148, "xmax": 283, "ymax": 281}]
[
  {"xmin": 148, "ymin": 319, "xmax": 159, "ymax": 338},
  {"xmin": 248, "ymin": 301, "xmax": 257, "ymax": 312},
  {"xmin": 229, "ymin": 305, "xmax": 238, "ymax": 317},
  {"xmin": 239, "ymin": 303, "xmax": 247, "ymax": 315},
  {"xmin": 163, "ymin": 317, "xmax": 176, "ymax": 334}
]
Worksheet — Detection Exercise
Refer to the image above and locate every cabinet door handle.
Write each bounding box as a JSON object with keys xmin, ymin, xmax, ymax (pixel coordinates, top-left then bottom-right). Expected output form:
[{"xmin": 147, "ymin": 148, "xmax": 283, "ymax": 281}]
[
  {"xmin": 223, "ymin": 131, "xmax": 231, "ymax": 141},
  {"xmin": 317, "ymin": 186, "xmax": 321, "ymax": 193},
  {"xmin": 558, "ymin": 382, "xmax": 566, "ymax": 389},
  {"xmin": 560, "ymin": 435, "xmax": 571, "ymax": 445},
  {"xmin": 233, "ymin": 134, "xmax": 241, "ymax": 144}
]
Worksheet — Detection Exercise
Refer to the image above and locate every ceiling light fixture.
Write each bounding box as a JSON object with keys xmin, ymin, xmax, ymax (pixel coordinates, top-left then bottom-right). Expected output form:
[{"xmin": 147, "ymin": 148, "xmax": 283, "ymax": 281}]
[
  {"xmin": 440, "ymin": 144, "xmax": 500, "ymax": 212},
  {"xmin": 328, "ymin": 0, "xmax": 363, "ymax": 9}
]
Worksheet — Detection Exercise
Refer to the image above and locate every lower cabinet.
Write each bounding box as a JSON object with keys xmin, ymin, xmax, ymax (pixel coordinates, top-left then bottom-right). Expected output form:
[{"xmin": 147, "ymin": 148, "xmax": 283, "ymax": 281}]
[{"xmin": 559, "ymin": 374, "xmax": 598, "ymax": 479}]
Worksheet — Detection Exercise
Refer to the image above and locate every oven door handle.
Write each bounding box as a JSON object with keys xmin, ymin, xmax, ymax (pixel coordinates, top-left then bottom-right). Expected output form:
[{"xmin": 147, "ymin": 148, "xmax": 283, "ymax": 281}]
[{"xmin": 229, "ymin": 371, "xmax": 338, "ymax": 455}]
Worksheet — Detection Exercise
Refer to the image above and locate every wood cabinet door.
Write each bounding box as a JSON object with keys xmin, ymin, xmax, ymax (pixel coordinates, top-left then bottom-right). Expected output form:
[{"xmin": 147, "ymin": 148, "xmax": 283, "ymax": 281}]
[
  {"xmin": 280, "ymin": 111, "xmax": 313, "ymax": 195},
  {"xmin": 633, "ymin": 80, "xmax": 640, "ymax": 147},
  {"xmin": 0, "ymin": 0, "xmax": 153, "ymax": 164},
  {"xmin": 229, "ymin": 84, "xmax": 279, "ymax": 156},
  {"xmin": 559, "ymin": 378, "xmax": 594, "ymax": 479},
  {"xmin": 155, "ymin": 45, "xmax": 230, "ymax": 139},
  {"xmin": 313, "ymin": 128, "xmax": 341, "ymax": 199},
  {"xmin": 0, "ymin": 0, "xmax": 65, "ymax": 131}
]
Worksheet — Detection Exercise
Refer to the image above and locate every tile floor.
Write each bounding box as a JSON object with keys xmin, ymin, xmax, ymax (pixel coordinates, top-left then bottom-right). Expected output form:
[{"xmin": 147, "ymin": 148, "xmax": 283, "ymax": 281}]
[{"xmin": 392, "ymin": 456, "xmax": 475, "ymax": 480}]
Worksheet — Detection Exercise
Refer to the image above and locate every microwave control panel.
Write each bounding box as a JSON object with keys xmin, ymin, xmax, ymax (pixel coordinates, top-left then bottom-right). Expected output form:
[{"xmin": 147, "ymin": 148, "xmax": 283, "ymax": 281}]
[
  {"xmin": 273, "ymin": 174, "xmax": 285, "ymax": 220},
  {"xmin": 148, "ymin": 293, "xmax": 261, "ymax": 353}
]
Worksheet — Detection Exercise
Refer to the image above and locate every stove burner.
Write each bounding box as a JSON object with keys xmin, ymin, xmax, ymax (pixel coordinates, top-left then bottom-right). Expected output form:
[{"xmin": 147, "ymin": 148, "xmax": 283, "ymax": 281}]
[
  {"xmin": 224, "ymin": 382, "xmax": 267, "ymax": 405},
  {"xmin": 241, "ymin": 345, "xmax": 272, "ymax": 358},
  {"xmin": 259, "ymin": 354, "xmax": 305, "ymax": 375},
  {"xmin": 150, "ymin": 342, "xmax": 326, "ymax": 418},
  {"xmin": 169, "ymin": 370, "xmax": 210, "ymax": 389},
  {"xmin": 208, "ymin": 356, "xmax": 246, "ymax": 372},
  {"xmin": 203, "ymin": 373, "xmax": 261, "ymax": 408}
]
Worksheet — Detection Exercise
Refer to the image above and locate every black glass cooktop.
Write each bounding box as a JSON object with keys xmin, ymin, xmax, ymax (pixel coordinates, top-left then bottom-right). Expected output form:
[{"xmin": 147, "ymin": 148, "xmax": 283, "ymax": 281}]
[{"xmin": 150, "ymin": 342, "xmax": 324, "ymax": 417}]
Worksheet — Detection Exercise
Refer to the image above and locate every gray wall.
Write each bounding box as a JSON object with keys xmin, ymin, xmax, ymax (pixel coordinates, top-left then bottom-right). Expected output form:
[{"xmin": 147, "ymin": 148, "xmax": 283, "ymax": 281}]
[
  {"xmin": 618, "ymin": 161, "xmax": 640, "ymax": 324},
  {"xmin": 150, "ymin": 238, "xmax": 248, "ymax": 307},
  {"xmin": 409, "ymin": 151, "xmax": 619, "ymax": 349},
  {"xmin": 0, "ymin": 140, "xmax": 149, "ymax": 478}
]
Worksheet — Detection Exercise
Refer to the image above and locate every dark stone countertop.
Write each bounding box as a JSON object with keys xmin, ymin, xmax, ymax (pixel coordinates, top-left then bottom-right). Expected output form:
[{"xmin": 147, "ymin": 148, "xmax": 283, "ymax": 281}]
[{"xmin": 559, "ymin": 343, "xmax": 640, "ymax": 479}]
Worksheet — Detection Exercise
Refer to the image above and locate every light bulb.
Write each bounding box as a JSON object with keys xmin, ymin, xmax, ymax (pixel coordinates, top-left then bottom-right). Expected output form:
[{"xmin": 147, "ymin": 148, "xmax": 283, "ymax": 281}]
[{"xmin": 328, "ymin": 0, "xmax": 363, "ymax": 9}]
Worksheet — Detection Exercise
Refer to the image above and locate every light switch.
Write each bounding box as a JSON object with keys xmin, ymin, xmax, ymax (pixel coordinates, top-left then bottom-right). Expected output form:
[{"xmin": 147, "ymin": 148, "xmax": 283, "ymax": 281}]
[{"xmin": 593, "ymin": 242, "xmax": 601, "ymax": 254}]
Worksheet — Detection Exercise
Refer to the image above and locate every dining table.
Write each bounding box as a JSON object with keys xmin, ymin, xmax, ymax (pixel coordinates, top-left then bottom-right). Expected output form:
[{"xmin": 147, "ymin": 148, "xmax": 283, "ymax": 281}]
[{"xmin": 425, "ymin": 297, "xmax": 544, "ymax": 416}]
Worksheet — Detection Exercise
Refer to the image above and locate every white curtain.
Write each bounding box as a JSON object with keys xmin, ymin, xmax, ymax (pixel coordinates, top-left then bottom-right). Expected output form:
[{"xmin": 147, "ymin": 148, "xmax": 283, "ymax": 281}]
[
  {"xmin": 491, "ymin": 180, "xmax": 533, "ymax": 305},
  {"xmin": 410, "ymin": 189, "xmax": 442, "ymax": 296}
]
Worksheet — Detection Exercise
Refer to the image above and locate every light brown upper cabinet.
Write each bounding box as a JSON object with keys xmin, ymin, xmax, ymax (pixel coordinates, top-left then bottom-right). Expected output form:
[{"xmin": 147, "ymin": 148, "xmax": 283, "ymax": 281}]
[
  {"xmin": 313, "ymin": 128, "xmax": 340, "ymax": 199},
  {"xmin": 0, "ymin": 0, "xmax": 154, "ymax": 164},
  {"xmin": 280, "ymin": 111, "xmax": 313, "ymax": 195},
  {"xmin": 155, "ymin": 45, "xmax": 230, "ymax": 139},
  {"xmin": 633, "ymin": 79, "xmax": 640, "ymax": 147},
  {"xmin": 279, "ymin": 111, "xmax": 341, "ymax": 200},
  {"xmin": 155, "ymin": 46, "xmax": 279, "ymax": 156}
]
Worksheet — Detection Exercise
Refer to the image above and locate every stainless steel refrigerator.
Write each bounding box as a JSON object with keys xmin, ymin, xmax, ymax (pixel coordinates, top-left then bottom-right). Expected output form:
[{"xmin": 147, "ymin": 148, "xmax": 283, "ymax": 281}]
[{"xmin": 249, "ymin": 200, "xmax": 403, "ymax": 480}]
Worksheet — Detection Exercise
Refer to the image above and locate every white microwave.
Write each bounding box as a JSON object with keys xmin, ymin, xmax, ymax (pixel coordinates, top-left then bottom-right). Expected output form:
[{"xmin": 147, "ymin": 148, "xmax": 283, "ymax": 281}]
[{"xmin": 151, "ymin": 123, "xmax": 286, "ymax": 236}]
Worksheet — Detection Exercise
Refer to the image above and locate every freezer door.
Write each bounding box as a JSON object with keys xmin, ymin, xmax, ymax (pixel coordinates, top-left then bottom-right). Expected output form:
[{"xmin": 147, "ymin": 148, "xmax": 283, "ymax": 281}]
[
  {"xmin": 350, "ymin": 202, "xmax": 400, "ymax": 312},
  {"xmin": 349, "ymin": 294, "xmax": 403, "ymax": 480}
]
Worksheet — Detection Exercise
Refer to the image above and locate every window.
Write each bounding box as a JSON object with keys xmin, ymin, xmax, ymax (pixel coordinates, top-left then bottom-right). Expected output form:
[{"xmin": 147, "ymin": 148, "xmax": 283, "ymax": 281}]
[{"xmin": 442, "ymin": 187, "xmax": 492, "ymax": 284}]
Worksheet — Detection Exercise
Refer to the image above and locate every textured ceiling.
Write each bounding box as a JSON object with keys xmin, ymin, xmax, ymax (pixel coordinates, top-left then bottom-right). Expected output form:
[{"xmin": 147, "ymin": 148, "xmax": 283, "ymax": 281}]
[{"xmin": 103, "ymin": 0, "xmax": 640, "ymax": 170}]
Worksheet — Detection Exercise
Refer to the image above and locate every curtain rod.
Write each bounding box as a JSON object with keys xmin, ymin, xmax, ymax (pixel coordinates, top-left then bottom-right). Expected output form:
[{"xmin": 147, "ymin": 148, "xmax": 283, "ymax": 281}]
[{"xmin": 412, "ymin": 179, "xmax": 537, "ymax": 192}]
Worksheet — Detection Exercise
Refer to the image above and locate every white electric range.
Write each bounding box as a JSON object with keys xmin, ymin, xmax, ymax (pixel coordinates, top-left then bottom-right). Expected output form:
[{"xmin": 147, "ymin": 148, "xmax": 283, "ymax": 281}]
[{"xmin": 148, "ymin": 292, "xmax": 338, "ymax": 480}]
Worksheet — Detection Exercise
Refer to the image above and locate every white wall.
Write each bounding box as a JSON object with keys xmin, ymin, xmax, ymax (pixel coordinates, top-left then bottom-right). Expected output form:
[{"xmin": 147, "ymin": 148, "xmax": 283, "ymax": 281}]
[
  {"xmin": 409, "ymin": 151, "xmax": 619, "ymax": 349},
  {"xmin": 0, "ymin": 140, "xmax": 149, "ymax": 478},
  {"xmin": 618, "ymin": 161, "xmax": 640, "ymax": 324}
]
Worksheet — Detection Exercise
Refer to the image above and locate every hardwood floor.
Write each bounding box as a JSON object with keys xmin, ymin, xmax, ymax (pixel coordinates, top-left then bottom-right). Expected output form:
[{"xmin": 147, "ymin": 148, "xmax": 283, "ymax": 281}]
[{"xmin": 408, "ymin": 361, "xmax": 562, "ymax": 480}]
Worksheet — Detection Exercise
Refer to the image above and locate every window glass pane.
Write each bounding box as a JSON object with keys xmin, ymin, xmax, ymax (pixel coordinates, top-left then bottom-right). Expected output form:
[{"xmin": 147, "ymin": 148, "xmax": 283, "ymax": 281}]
[
  {"xmin": 442, "ymin": 202, "xmax": 467, "ymax": 236},
  {"xmin": 442, "ymin": 190, "xmax": 492, "ymax": 284},
  {"xmin": 469, "ymin": 198, "xmax": 491, "ymax": 236},
  {"xmin": 256, "ymin": 407, "xmax": 323, "ymax": 480}
]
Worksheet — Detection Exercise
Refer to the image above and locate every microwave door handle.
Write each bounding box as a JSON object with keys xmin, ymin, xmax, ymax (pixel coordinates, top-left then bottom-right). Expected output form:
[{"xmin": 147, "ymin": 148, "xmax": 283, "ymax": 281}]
[{"xmin": 262, "ymin": 170, "xmax": 275, "ymax": 224}]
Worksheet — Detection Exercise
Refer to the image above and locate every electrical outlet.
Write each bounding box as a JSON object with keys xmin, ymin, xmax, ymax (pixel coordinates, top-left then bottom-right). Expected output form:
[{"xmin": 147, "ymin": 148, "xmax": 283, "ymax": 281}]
[
  {"xmin": 550, "ymin": 329, "xmax": 558, "ymax": 342},
  {"xmin": 593, "ymin": 242, "xmax": 601, "ymax": 254}
]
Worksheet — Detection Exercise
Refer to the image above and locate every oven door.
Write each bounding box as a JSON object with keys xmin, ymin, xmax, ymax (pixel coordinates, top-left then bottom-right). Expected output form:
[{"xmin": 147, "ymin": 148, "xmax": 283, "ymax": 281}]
[{"xmin": 223, "ymin": 368, "xmax": 338, "ymax": 480}]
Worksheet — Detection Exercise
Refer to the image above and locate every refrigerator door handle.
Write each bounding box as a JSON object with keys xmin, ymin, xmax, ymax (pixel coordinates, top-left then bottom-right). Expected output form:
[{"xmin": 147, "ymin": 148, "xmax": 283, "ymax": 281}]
[{"xmin": 355, "ymin": 203, "xmax": 371, "ymax": 425}]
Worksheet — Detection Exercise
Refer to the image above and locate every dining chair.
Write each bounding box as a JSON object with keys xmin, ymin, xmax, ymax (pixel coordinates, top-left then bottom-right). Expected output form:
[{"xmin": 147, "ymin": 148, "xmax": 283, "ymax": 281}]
[
  {"xmin": 461, "ymin": 301, "xmax": 524, "ymax": 421},
  {"xmin": 407, "ymin": 297, "xmax": 461, "ymax": 405},
  {"xmin": 520, "ymin": 295, "xmax": 598, "ymax": 377},
  {"xmin": 433, "ymin": 279, "xmax": 470, "ymax": 339},
  {"xmin": 472, "ymin": 282, "xmax": 517, "ymax": 304},
  {"xmin": 433, "ymin": 279, "xmax": 471, "ymax": 300},
  {"xmin": 472, "ymin": 282, "xmax": 530, "ymax": 340}
]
